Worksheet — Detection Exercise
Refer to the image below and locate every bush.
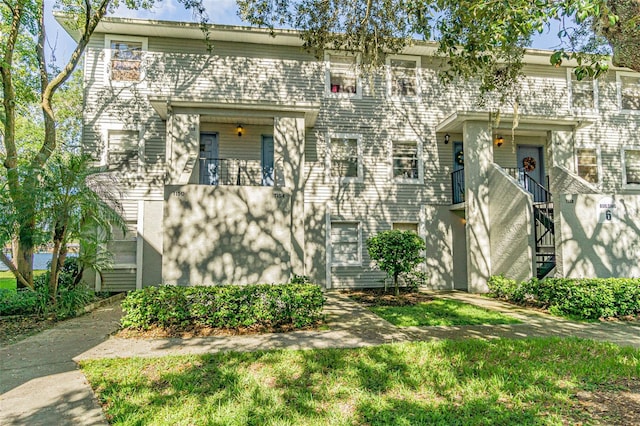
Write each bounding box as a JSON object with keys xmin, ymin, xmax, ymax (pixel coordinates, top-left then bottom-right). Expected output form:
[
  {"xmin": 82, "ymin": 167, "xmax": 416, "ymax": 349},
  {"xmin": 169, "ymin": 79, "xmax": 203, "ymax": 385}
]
[
  {"xmin": 0, "ymin": 288, "xmax": 45, "ymax": 316},
  {"xmin": 367, "ymin": 230, "xmax": 426, "ymax": 296},
  {"xmin": 121, "ymin": 283, "xmax": 325, "ymax": 330},
  {"xmin": 488, "ymin": 276, "xmax": 640, "ymax": 320},
  {"xmin": 0, "ymin": 258, "xmax": 95, "ymax": 318}
]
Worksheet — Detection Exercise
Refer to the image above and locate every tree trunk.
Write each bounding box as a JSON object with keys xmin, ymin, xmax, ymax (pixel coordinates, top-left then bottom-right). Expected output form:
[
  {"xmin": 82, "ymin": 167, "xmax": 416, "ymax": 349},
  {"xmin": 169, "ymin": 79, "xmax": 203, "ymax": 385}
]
[
  {"xmin": 394, "ymin": 273, "xmax": 399, "ymax": 297},
  {"xmin": 49, "ymin": 240, "xmax": 61, "ymax": 304},
  {"xmin": 16, "ymin": 244, "xmax": 33, "ymax": 290},
  {"xmin": 598, "ymin": 0, "xmax": 640, "ymax": 72}
]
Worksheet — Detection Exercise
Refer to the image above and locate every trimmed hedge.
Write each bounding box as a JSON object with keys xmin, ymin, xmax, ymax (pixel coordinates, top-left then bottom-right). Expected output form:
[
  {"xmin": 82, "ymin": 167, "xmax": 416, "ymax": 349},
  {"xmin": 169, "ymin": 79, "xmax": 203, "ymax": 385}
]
[
  {"xmin": 488, "ymin": 276, "xmax": 640, "ymax": 320},
  {"xmin": 120, "ymin": 283, "xmax": 324, "ymax": 330}
]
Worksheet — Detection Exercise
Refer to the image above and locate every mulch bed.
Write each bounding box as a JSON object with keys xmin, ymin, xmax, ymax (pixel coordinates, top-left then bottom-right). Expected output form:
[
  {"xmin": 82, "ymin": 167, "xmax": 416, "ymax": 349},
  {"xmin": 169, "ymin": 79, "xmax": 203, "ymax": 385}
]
[
  {"xmin": 342, "ymin": 288, "xmax": 433, "ymax": 307},
  {"xmin": 116, "ymin": 321, "xmax": 325, "ymax": 339},
  {"xmin": 573, "ymin": 378, "xmax": 640, "ymax": 426},
  {"xmin": 0, "ymin": 316, "xmax": 57, "ymax": 346}
]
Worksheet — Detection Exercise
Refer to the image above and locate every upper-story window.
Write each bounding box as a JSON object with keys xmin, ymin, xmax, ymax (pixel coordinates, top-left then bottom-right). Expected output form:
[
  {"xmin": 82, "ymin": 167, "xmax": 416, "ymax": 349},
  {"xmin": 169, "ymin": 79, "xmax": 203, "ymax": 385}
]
[
  {"xmin": 568, "ymin": 69, "xmax": 597, "ymax": 112},
  {"xmin": 105, "ymin": 35, "xmax": 148, "ymax": 84},
  {"xmin": 327, "ymin": 134, "xmax": 363, "ymax": 182},
  {"xmin": 325, "ymin": 52, "xmax": 360, "ymax": 97},
  {"xmin": 622, "ymin": 148, "xmax": 640, "ymax": 186},
  {"xmin": 576, "ymin": 148, "xmax": 600, "ymax": 184},
  {"xmin": 617, "ymin": 72, "xmax": 640, "ymax": 112},
  {"xmin": 387, "ymin": 56, "xmax": 420, "ymax": 97},
  {"xmin": 392, "ymin": 140, "xmax": 422, "ymax": 182}
]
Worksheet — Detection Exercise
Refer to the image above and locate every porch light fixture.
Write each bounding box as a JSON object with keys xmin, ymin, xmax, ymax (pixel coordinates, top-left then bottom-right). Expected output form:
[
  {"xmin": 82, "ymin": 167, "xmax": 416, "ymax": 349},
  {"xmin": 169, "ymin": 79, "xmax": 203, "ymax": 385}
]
[
  {"xmin": 495, "ymin": 135, "xmax": 504, "ymax": 147},
  {"xmin": 236, "ymin": 123, "xmax": 244, "ymax": 137},
  {"xmin": 444, "ymin": 133, "xmax": 450, "ymax": 144}
]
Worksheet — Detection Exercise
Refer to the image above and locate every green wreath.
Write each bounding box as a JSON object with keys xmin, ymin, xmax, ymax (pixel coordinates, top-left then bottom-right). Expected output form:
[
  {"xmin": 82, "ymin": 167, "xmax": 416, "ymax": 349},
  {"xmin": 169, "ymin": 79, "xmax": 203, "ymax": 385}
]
[{"xmin": 455, "ymin": 149, "xmax": 464, "ymax": 166}]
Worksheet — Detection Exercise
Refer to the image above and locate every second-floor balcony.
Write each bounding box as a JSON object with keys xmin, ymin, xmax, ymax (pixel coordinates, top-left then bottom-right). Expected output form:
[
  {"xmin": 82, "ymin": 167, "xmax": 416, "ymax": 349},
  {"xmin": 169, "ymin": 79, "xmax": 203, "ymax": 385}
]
[{"xmin": 199, "ymin": 158, "xmax": 274, "ymax": 187}]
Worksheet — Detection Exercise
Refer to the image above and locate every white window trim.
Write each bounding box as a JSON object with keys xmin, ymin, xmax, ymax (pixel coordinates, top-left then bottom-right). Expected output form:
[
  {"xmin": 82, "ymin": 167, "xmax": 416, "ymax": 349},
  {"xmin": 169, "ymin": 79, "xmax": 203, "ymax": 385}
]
[
  {"xmin": 324, "ymin": 51, "xmax": 362, "ymax": 99},
  {"xmin": 104, "ymin": 34, "xmax": 148, "ymax": 87},
  {"xmin": 622, "ymin": 147, "xmax": 640, "ymax": 188},
  {"xmin": 616, "ymin": 71, "xmax": 640, "ymax": 114},
  {"xmin": 390, "ymin": 139, "xmax": 424, "ymax": 184},
  {"xmin": 386, "ymin": 54, "xmax": 421, "ymax": 99},
  {"xmin": 574, "ymin": 146, "xmax": 602, "ymax": 187},
  {"xmin": 329, "ymin": 220, "xmax": 362, "ymax": 267},
  {"xmin": 325, "ymin": 132, "xmax": 363, "ymax": 183},
  {"xmin": 101, "ymin": 124, "xmax": 145, "ymax": 174},
  {"xmin": 567, "ymin": 68, "xmax": 598, "ymax": 115}
]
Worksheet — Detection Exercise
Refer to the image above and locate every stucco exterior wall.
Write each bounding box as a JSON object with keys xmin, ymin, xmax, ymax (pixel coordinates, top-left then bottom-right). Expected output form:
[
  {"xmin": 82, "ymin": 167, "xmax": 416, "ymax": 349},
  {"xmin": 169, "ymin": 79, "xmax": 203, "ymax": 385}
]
[
  {"xmin": 163, "ymin": 185, "xmax": 294, "ymax": 285},
  {"xmin": 556, "ymin": 194, "xmax": 640, "ymax": 278},
  {"xmin": 488, "ymin": 165, "xmax": 535, "ymax": 282}
]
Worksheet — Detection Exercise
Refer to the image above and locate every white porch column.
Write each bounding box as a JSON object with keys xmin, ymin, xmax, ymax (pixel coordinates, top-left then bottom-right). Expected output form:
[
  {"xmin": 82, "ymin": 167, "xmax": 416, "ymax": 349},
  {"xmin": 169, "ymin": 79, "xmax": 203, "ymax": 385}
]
[
  {"xmin": 274, "ymin": 115, "xmax": 306, "ymax": 277},
  {"xmin": 463, "ymin": 121, "xmax": 493, "ymax": 292}
]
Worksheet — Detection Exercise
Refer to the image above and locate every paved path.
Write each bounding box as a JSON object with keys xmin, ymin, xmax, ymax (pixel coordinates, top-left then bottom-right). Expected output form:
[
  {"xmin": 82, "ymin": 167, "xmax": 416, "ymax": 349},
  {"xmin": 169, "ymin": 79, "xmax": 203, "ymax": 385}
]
[{"xmin": 2, "ymin": 291, "xmax": 639, "ymax": 425}]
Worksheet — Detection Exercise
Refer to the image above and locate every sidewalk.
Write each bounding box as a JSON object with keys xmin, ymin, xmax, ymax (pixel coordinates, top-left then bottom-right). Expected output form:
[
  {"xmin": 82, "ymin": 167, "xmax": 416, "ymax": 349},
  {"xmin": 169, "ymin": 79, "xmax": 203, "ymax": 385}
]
[{"xmin": 2, "ymin": 291, "xmax": 639, "ymax": 425}]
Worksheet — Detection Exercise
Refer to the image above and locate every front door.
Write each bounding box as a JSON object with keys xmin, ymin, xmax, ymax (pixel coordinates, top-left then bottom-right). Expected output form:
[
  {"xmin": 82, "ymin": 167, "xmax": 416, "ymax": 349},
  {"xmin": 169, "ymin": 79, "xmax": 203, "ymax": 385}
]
[
  {"xmin": 517, "ymin": 145, "xmax": 546, "ymax": 202},
  {"xmin": 200, "ymin": 133, "xmax": 219, "ymax": 185},
  {"xmin": 261, "ymin": 136, "xmax": 274, "ymax": 186}
]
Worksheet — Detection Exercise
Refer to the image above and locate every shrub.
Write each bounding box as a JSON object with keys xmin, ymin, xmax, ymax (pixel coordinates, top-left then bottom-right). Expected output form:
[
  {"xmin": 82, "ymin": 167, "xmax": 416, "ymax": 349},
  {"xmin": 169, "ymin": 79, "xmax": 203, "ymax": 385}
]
[
  {"xmin": 488, "ymin": 276, "xmax": 640, "ymax": 320},
  {"xmin": 367, "ymin": 230, "xmax": 426, "ymax": 296},
  {"xmin": 0, "ymin": 258, "xmax": 95, "ymax": 318},
  {"xmin": 121, "ymin": 283, "xmax": 325, "ymax": 330},
  {"xmin": 0, "ymin": 288, "xmax": 45, "ymax": 316}
]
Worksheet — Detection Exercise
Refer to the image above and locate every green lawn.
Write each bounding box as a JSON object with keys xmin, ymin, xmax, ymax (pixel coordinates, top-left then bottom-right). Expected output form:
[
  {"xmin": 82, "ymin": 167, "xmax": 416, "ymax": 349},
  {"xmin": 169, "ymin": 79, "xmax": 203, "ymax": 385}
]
[
  {"xmin": 81, "ymin": 338, "xmax": 640, "ymax": 425},
  {"xmin": 0, "ymin": 270, "xmax": 47, "ymax": 291},
  {"xmin": 369, "ymin": 298, "xmax": 521, "ymax": 327}
]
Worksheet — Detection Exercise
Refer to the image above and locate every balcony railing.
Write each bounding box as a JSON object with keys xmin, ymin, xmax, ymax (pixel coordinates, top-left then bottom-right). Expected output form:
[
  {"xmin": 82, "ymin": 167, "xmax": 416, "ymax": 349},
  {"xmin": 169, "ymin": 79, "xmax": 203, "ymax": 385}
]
[
  {"xmin": 199, "ymin": 158, "xmax": 274, "ymax": 187},
  {"xmin": 451, "ymin": 168, "xmax": 465, "ymax": 204},
  {"xmin": 503, "ymin": 167, "xmax": 550, "ymax": 203}
]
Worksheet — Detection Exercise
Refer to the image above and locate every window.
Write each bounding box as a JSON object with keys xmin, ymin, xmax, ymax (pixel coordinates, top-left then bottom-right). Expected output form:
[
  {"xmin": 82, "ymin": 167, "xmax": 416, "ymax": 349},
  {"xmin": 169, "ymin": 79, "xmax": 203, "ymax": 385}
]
[
  {"xmin": 568, "ymin": 70, "xmax": 597, "ymax": 111},
  {"xmin": 387, "ymin": 56, "xmax": 419, "ymax": 97},
  {"xmin": 326, "ymin": 53, "xmax": 359, "ymax": 96},
  {"xmin": 327, "ymin": 134, "xmax": 362, "ymax": 181},
  {"xmin": 105, "ymin": 35, "xmax": 148, "ymax": 84},
  {"xmin": 623, "ymin": 149, "xmax": 640, "ymax": 186},
  {"xmin": 106, "ymin": 129, "xmax": 139, "ymax": 171},
  {"xmin": 618, "ymin": 72, "xmax": 640, "ymax": 111},
  {"xmin": 576, "ymin": 148, "xmax": 599, "ymax": 184},
  {"xmin": 392, "ymin": 141, "xmax": 421, "ymax": 181},
  {"xmin": 331, "ymin": 222, "xmax": 361, "ymax": 265}
]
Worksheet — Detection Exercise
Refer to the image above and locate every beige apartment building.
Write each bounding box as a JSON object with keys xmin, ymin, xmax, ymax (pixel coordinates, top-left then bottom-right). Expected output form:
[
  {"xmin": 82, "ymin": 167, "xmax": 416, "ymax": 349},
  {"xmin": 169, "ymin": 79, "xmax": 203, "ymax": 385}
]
[{"xmin": 59, "ymin": 16, "xmax": 640, "ymax": 293}]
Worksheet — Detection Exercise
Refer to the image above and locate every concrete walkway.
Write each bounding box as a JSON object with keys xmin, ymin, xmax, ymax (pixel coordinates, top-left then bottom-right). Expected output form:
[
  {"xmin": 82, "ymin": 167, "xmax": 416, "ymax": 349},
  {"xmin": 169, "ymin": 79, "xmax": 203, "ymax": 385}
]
[{"xmin": 2, "ymin": 291, "xmax": 639, "ymax": 425}]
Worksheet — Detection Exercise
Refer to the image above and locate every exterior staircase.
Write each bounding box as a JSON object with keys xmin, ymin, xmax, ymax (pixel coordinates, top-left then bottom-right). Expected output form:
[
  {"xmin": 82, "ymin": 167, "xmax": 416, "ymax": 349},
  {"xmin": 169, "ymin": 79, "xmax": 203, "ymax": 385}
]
[{"xmin": 507, "ymin": 168, "xmax": 556, "ymax": 279}]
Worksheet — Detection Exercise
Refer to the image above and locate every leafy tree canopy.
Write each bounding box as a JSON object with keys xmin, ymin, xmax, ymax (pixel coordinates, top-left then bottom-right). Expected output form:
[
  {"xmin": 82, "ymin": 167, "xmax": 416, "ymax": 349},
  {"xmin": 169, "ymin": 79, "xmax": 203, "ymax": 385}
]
[{"xmin": 238, "ymin": 0, "xmax": 640, "ymax": 94}]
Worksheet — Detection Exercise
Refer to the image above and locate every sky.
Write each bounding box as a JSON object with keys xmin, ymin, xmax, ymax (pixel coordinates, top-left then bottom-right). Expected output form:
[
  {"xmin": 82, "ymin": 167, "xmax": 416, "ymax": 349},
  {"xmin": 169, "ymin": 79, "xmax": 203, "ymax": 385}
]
[{"xmin": 45, "ymin": 0, "xmax": 563, "ymax": 68}]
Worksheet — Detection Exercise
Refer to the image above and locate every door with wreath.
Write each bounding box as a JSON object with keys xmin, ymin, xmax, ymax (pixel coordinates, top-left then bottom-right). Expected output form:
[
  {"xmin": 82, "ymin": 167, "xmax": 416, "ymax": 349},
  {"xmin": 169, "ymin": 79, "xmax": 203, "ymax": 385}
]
[{"xmin": 517, "ymin": 145, "xmax": 546, "ymax": 202}]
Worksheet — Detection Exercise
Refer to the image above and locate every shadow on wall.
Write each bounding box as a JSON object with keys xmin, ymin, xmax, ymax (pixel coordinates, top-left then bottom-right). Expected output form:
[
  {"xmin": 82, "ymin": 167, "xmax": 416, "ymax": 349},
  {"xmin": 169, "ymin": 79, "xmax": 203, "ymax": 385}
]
[
  {"xmin": 559, "ymin": 194, "xmax": 640, "ymax": 278},
  {"xmin": 163, "ymin": 185, "xmax": 295, "ymax": 285}
]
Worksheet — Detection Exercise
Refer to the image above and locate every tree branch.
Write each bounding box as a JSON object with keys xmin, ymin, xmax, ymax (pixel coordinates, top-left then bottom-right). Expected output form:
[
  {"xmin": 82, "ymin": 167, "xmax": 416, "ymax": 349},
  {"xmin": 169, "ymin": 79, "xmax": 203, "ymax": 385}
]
[
  {"xmin": 34, "ymin": 0, "xmax": 111, "ymax": 168},
  {"xmin": 0, "ymin": 0, "xmax": 23, "ymax": 197},
  {"xmin": 0, "ymin": 251, "xmax": 32, "ymax": 290}
]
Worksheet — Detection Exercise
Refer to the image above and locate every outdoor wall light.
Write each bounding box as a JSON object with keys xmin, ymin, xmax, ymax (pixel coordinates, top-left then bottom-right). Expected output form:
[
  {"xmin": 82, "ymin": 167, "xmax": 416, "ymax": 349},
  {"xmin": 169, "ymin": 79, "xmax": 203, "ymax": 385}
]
[
  {"xmin": 495, "ymin": 135, "xmax": 504, "ymax": 147},
  {"xmin": 444, "ymin": 133, "xmax": 450, "ymax": 144},
  {"xmin": 236, "ymin": 124, "xmax": 244, "ymax": 137}
]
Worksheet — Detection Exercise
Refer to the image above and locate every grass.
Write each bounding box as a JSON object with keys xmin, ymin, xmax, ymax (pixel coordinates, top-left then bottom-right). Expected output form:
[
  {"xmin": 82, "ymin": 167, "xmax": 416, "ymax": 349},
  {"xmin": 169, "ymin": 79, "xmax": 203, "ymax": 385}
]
[
  {"xmin": 80, "ymin": 337, "xmax": 640, "ymax": 425},
  {"xmin": 369, "ymin": 298, "xmax": 521, "ymax": 327},
  {"xmin": 0, "ymin": 270, "xmax": 46, "ymax": 291}
]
